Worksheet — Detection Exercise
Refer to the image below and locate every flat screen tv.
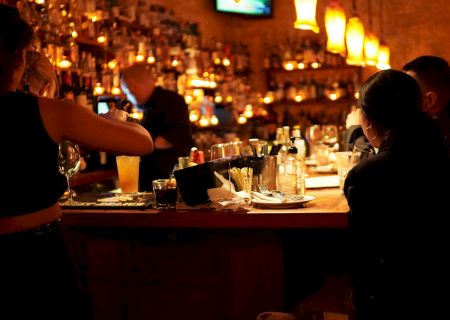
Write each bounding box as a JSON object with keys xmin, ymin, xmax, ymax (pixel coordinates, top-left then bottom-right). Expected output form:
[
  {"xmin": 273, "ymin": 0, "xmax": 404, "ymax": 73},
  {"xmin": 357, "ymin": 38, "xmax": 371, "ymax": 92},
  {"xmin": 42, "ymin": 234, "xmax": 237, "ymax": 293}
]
[{"xmin": 215, "ymin": 0, "xmax": 272, "ymax": 17}]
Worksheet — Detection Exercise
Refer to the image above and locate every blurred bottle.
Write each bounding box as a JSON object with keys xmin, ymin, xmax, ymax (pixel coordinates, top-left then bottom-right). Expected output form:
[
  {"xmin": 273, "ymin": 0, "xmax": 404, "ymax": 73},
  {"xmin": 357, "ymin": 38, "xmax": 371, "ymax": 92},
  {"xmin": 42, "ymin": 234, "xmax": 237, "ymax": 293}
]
[{"xmin": 278, "ymin": 138, "xmax": 299, "ymax": 195}]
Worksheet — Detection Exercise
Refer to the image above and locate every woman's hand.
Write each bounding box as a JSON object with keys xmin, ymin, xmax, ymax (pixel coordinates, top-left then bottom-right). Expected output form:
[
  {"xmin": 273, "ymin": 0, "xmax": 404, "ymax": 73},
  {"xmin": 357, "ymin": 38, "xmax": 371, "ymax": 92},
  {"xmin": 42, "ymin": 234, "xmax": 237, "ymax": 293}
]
[
  {"xmin": 346, "ymin": 108, "xmax": 361, "ymax": 129},
  {"xmin": 100, "ymin": 109, "xmax": 129, "ymax": 122}
]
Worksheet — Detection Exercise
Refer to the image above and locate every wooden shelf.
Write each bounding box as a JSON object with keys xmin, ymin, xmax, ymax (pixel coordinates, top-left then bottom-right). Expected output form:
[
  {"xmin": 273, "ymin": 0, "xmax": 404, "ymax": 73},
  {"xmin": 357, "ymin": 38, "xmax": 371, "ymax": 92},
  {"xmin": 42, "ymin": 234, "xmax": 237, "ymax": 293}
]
[
  {"xmin": 265, "ymin": 65, "xmax": 362, "ymax": 75},
  {"xmin": 272, "ymin": 97, "xmax": 356, "ymax": 107}
]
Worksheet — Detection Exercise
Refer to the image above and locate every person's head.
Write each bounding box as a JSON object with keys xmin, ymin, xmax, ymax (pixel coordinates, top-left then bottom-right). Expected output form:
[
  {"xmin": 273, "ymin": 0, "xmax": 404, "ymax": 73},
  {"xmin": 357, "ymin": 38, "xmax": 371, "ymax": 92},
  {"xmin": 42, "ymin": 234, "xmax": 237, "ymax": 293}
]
[
  {"xmin": 358, "ymin": 69, "xmax": 422, "ymax": 148},
  {"xmin": 120, "ymin": 63, "xmax": 156, "ymax": 106},
  {"xmin": 0, "ymin": 4, "xmax": 34, "ymax": 94},
  {"xmin": 21, "ymin": 53, "xmax": 58, "ymax": 98},
  {"xmin": 403, "ymin": 56, "xmax": 450, "ymax": 117}
]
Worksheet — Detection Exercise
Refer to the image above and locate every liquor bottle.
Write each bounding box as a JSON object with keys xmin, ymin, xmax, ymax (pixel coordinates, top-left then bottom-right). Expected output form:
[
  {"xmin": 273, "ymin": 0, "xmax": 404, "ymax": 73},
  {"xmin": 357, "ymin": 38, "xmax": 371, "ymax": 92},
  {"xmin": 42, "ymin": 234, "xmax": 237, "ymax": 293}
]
[
  {"xmin": 59, "ymin": 70, "xmax": 74, "ymax": 101},
  {"xmin": 278, "ymin": 138, "xmax": 298, "ymax": 195}
]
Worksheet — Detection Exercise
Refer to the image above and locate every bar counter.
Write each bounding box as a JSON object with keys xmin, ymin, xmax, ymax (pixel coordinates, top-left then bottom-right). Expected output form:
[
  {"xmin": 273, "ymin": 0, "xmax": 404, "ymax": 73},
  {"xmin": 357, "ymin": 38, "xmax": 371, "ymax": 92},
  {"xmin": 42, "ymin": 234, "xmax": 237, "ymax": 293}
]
[
  {"xmin": 62, "ymin": 188, "xmax": 349, "ymax": 229},
  {"xmin": 62, "ymin": 188, "xmax": 349, "ymax": 320}
]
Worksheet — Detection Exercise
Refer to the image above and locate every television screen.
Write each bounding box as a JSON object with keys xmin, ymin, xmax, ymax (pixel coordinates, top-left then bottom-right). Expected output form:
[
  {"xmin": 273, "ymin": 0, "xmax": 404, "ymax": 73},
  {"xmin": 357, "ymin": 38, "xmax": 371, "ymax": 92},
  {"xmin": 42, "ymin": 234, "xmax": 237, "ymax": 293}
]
[
  {"xmin": 216, "ymin": 0, "xmax": 272, "ymax": 17},
  {"xmin": 96, "ymin": 101, "xmax": 110, "ymax": 115}
]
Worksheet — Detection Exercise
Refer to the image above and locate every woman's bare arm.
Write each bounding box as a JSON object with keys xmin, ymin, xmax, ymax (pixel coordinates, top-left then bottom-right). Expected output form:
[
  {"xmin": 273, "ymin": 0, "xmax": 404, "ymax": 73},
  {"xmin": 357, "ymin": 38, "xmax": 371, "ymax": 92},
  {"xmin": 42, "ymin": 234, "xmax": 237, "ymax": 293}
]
[{"xmin": 38, "ymin": 97, "xmax": 153, "ymax": 155}]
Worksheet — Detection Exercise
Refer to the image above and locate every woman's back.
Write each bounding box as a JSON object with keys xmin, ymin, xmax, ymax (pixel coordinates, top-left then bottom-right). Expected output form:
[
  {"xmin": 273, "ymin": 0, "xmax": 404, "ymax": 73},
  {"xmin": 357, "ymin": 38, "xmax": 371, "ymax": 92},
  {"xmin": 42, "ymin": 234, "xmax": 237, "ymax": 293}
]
[
  {"xmin": 0, "ymin": 91, "xmax": 65, "ymax": 216},
  {"xmin": 344, "ymin": 71, "xmax": 449, "ymax": 320}
]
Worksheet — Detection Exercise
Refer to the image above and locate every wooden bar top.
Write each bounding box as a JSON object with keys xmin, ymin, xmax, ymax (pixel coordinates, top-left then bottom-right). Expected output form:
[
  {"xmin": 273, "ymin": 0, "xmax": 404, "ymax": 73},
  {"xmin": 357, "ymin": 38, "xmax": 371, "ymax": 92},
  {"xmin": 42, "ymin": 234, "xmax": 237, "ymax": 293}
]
[
  {"xmin": 72, "ymin": 169, "xmax": 117, "ymax": 187},
  {"xmin": 62, "ymin": 188, "xmax": 349, "ymax": 229}
]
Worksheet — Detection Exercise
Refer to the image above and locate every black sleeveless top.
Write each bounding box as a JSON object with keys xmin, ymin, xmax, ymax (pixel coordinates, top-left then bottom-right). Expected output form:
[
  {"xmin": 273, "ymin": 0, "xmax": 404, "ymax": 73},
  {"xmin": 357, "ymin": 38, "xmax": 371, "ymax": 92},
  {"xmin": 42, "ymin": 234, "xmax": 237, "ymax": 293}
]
[{"xmin": 0, "ymin": 91, "xmax": 66, "ymax": 217}]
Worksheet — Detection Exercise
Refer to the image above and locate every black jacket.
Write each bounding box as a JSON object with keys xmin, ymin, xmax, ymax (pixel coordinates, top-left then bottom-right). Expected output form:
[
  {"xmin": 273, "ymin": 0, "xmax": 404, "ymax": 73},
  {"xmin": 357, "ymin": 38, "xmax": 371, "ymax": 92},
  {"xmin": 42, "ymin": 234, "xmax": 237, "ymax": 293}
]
[
  {"xmin": 139, "ymin": 87, "xmax": 192, "ymax": 191},
  {"xmin": 344, "ymin": 114, "xmax": 449, "ymax": 320}
]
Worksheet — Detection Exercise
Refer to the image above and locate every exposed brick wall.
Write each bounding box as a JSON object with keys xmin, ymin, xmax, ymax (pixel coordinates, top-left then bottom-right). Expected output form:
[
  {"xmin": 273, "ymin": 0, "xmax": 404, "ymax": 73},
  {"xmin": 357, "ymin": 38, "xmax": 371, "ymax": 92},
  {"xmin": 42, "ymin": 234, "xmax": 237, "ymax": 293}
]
[{"xmin": 151, "ymin": 0, "xmax": 450, "ymax": 92}]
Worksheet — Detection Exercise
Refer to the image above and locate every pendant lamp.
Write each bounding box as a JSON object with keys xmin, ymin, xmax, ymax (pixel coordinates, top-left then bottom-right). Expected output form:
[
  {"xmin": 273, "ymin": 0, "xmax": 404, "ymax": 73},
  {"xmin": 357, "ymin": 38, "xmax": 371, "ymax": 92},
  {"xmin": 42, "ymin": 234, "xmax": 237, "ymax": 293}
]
[
  {"xmin": 294, "ymin": 0, "xmax": 320, "ymax": 33},
  {"xmin": 345, "ymin": 0, "xmax": 365, "ymax": 66},
  {"xmin": 325, "ymin": 0, "xmax": 346, "ymax": 56},
  {"xmin": 376, "ymin": 41, "xmax": 390, "ymax": 69},
  {"xmin": 364, "ymin": 32, "xmax": 379, "ymax": 66},
  {"xmin": 364, "ymin": 0, "xmax": 379, "ymax": 66},
  {"xmin": 376, "ymin": 0, "xmax": 391, "ymax": 69}
]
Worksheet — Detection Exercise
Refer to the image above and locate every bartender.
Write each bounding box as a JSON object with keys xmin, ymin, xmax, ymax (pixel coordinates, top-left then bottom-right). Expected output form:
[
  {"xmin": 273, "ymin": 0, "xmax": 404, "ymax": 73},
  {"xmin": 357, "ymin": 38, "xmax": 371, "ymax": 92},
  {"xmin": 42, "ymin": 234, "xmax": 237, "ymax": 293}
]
[{"xmin": 121, "ymin": 64, "xmax": 192, "ymax": 191}]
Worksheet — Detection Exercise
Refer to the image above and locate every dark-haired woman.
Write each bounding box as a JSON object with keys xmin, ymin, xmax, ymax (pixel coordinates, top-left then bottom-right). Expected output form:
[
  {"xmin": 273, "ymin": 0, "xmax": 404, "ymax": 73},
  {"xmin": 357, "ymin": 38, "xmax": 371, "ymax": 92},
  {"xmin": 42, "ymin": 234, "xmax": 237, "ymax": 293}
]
[
  {"xmin": 344, "ymin": 69, "xmax": 449, "ymax": 319},
  {"xmin": 0, "ymin": 4, "xmax": 153, "ymax": 320}
]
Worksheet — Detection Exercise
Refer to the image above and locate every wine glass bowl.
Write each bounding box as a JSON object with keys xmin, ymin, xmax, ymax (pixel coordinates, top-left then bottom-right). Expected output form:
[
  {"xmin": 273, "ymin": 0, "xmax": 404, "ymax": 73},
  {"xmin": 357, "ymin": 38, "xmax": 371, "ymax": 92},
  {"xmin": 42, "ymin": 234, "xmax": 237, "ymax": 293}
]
[
  {"xmin": 58, "ymin": 140, "xmax": 81, "ymax": 204},
  {"xmin": 321, "ymin": 125, "xmax": 338, "ymax": 145}
]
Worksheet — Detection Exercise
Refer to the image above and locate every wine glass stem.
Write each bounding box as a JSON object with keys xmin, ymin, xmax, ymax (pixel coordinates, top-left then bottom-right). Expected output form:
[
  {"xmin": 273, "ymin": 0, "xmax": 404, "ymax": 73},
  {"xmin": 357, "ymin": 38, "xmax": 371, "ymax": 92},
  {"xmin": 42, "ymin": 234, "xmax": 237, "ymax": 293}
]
[{"xmin": 66, "ymin": 175, "xmax": 73, "ymax": 204}]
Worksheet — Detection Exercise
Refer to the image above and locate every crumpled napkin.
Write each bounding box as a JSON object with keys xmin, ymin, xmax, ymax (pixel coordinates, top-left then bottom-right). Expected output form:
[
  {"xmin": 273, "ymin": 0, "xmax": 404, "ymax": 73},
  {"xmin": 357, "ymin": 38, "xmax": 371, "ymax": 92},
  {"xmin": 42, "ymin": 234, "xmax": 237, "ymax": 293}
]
[
  {"xmin": 209, "ymin": 189, "xmax": 251, "ymax": 210},
  {"xmin": 175, "ymin": 188, "xmax": 250, "ymax": 212},
  {"xmin": 251, "ymin": 191, "xmax": 284, "ymax": 203}
]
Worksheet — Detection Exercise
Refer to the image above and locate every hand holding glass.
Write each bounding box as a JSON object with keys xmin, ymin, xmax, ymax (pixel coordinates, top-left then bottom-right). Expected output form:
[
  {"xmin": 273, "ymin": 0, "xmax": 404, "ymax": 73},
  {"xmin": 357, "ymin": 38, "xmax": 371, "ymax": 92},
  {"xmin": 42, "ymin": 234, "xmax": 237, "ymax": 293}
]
[
  {"xmin": 58, "ymin": 140, "xmax": 81, "ymax": 204},
  {"xmin": 335, "ymin": 151, "xmax": 361, "ymax": 191}
]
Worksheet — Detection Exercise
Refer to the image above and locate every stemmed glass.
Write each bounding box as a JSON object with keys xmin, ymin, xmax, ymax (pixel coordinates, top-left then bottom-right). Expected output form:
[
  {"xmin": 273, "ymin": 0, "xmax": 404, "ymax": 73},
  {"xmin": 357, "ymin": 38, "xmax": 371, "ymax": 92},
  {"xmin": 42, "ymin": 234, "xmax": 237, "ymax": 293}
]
[
  {"xmin": 58, "ymin": 140, "xmax": 81, "ymax": 204},
  {"xmin": 321, "ymin": 125, "xmax": 338, "ymax": 145}
]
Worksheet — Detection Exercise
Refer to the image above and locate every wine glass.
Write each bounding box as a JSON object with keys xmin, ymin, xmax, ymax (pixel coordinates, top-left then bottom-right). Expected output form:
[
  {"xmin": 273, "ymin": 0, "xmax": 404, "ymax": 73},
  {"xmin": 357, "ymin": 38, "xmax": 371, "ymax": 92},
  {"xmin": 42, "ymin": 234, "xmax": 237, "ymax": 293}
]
[
  {"xmin": 321, "ymin": 125, "xmax": 338, "ymax": 145},
  {"xmin": 58, "ymin": 140, "xmax": 81, "ymax": 204},
  {"xmin": 305, "ymin": 125, "xmax": 322, "ymax": 159}
]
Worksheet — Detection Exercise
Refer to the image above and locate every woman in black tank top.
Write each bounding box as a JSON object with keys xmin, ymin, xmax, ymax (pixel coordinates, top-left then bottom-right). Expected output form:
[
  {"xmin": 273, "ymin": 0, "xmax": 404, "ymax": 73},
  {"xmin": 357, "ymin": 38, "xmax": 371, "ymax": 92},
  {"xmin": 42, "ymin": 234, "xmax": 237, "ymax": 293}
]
[{"xmin": 0, "ymin": 5, "xmax": 153, "ymax": 320}]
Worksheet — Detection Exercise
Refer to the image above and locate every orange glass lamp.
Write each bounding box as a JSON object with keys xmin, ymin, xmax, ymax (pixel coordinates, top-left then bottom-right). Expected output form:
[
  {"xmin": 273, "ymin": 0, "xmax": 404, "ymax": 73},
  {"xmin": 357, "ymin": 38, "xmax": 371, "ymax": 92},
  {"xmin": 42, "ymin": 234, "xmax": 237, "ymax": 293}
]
[
  {"xmin": 376, "ymin": 0, "xmax": 390, "ymax": 70},
  {"xmin": 376, "ymin": 40, "xmax": 390, "ymax": 70},
  {"xmin": 364, "ymin": 32, "xmax": 379, "ymax": 66},
  {"xmin": 345, "ymin": 15, "xmax": 365, "ymax": 66},
  {"xmin": 294, "ymin": 0, "xmax": 319, "ymax": 33},
  {"xmin": 325, "ymin": 0, "xmax": 346, "ymax": 56}
]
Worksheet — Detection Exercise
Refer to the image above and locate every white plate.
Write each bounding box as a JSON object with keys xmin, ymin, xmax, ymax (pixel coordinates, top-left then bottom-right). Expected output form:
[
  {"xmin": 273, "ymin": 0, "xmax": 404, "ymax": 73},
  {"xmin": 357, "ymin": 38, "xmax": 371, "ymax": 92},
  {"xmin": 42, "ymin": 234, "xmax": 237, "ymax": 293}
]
[
  {"xmin": 305, "ymin": 158, "xmax": 318, "ymax": 166},
  {"xmin": 310, "ymin": 165, "xmax": 337, "ymax": 174},
  {"xmin": 252, "ymin": 195, "xmax": 316, "ymax": 209},
  {"xmin": 305, "ymin": 175, "xmax": 340, "ymax": 188}
]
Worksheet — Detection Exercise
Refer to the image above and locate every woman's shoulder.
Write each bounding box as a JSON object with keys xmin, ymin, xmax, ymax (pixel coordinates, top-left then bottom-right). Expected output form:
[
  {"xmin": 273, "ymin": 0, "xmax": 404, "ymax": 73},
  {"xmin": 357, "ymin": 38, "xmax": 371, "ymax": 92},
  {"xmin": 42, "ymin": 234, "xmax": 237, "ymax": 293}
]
[
  {"xmin": 1, "ymin": 90, "xmax": 38, "ymax": 103},
  {"xmin": 348, "ymin": 151, "xmax": 390, "ymax": 181}
]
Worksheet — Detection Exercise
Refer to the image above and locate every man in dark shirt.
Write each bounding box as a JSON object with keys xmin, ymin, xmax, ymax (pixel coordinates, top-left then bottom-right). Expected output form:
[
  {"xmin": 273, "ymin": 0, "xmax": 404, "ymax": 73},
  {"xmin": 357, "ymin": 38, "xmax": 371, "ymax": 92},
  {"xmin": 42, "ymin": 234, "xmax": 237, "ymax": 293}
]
[
  {"xmin": 121, "ymin": 64, "xmax": 192, "ymax": 191},
  {"xmin": 403, "ymin": 56, "xmax": 450, "ymax": 158}
]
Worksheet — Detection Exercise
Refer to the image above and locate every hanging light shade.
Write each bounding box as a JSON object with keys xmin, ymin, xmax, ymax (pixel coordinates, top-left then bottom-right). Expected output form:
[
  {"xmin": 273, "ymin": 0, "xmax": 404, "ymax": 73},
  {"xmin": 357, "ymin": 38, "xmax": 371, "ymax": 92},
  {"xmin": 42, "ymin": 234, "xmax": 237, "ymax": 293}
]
[
  {"xmin": 364, "ymin": 32, "xmax": 379, "ymax": 66},
  {"xmin": 376, "ymin": 41, "xmax": 390, "ymax": 70},
  {"xmin": 376, "ymin": 0, "xmax": 390, "ymax": 70},
  {"xmin": 294, "ymin": 0, "xmax": 319, "ymax": 33},
  {"xmin": 325, "ymin": 0, "xmax": 346, "ymax": 56},
  {"xmin": 345, "ymin": 15, "xmax": 365, "ymax": 66}
]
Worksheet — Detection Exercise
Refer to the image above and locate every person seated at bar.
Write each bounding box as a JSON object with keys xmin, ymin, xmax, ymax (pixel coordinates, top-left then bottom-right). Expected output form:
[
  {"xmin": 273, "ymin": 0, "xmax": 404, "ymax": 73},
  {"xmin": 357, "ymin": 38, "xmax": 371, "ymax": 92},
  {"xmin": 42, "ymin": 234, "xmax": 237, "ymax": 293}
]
[
  {"xmin": 343, "ymin": 69, "xmax": 449, "ymax": 320},
  {"xmin": 343, "ymin": 106, "xmax": 374, "ymax": 159},
  {"xmin": 403, "ymin": 55, "xmax": 450, "ymax": 158},
  {"xmin": 0, "ymin": 4, "xmax": 153, "ymax": 320},
  {"xmin": 120, "ymin": 64, "xmax": 192, "ymax": 191}
]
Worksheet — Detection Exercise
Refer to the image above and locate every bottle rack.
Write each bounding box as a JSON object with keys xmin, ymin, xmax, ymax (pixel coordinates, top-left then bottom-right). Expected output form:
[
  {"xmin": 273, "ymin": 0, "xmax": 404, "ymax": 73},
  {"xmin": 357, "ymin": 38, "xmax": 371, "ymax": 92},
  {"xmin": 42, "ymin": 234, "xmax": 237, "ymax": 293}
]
[
  {"xmin": 15, "ymin": 0, "xmax": 255, "ymax": 123},
  {"xmin": 262, "ymin": 36, "xmax": 363, "ymax": 128}
]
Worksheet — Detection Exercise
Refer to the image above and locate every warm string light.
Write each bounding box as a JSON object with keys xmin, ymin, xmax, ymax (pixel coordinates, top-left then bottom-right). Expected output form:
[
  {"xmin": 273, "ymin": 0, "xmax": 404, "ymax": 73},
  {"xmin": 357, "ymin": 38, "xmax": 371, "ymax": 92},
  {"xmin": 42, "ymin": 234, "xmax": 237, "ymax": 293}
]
[
  {"xmin": 57, "ymin": 56, "xmax": 72, "ymax": 69},
  {"xmin": 97, "ymin": 33, "xmax": 107, "ymax": 44},
  {"xmin": 237, "ymin": 114, "xmax": 247, "ymax": 124},
  {"xmin": 210, "ymin": 115, "xmax": 219, "ymax": 126},
  {"xmin": 243, "ymin": 104, "xmax": 253, "ymax": 118},
  {"xmin": 107, "ymin": 60, "xmax": 118, "ymax": 69},
  {"xmin": 147, "ymin": 55, "xmax": 156, "ymax": 64},
  {"xmin": 111, "ymin": 87, "xmax": 122, "ymax": 95},
  {"xmin": 93, "ymin": 83, "xmax": 105, "ymax": 96}
]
